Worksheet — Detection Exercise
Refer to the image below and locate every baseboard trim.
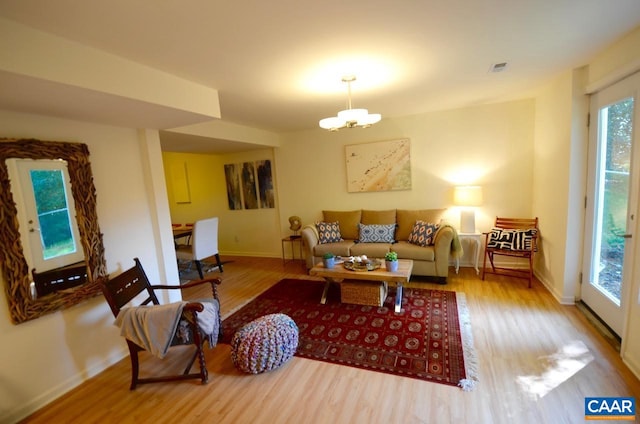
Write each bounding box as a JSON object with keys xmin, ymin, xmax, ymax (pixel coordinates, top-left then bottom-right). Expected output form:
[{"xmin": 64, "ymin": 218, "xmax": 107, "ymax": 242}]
[
  {"xmin": 576, "ymin": 300, "xmax": 621, "ymax": 352},
  {"xmin": 220, "ymin": 251, "xmax": 279, "ymax": 258},
  {"xmin": 4, "ymin": 347, "xmax": 128, "ymax": 424},
  {"xmin": 622, "ymin": 354, "xmax": 640, "ymax": 382}
]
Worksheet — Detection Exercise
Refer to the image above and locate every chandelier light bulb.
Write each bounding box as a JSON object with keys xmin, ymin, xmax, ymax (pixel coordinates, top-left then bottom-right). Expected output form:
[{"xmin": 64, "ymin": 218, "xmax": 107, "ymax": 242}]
[{"xmin": 319, "ymin": 76, "xmax": 381, "ymax": 131}]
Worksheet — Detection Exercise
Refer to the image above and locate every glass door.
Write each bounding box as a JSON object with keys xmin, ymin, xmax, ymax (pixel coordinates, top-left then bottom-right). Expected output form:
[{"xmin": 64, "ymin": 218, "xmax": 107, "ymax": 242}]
[
  {"xmin": 7, "ymin": 158, "xmax": 84, "ymax": 272},
  {"xmin": 582, "ymin": 72, "xmax": 640, "ymax": 336}
]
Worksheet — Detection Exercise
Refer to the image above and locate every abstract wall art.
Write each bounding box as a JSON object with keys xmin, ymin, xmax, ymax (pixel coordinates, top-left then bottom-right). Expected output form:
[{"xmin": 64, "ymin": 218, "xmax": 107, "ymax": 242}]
[
  {"xmin": 241, "ymin": 162, "xmax": 259, "ymax": 209},
  {"xmin": 224, "ymin": 159, "xmax": 275, "ymax": 210},
  {"xmin": 224, "ymin": 163, "xmax": 243, "ymax": 210},
  {"xmin": 345, "ymin": 138, "xmax": 412, "ymax": 192},
  {"xmin": 256, "ymin": 159, "xmax": 275, "ymax": 209}
]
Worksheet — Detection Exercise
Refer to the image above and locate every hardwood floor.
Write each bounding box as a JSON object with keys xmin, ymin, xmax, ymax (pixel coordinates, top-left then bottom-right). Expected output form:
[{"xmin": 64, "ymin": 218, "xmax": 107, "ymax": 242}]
[{"xmin": 20, "ymin": 257, "xmax": 640, "ymax": 424}]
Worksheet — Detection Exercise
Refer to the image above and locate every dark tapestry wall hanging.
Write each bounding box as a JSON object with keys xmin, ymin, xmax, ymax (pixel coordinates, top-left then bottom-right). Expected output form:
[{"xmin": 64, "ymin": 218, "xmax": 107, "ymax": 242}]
[{"xmin": 224, "ymin": 159, "xmax": 275, "ymax": 210}]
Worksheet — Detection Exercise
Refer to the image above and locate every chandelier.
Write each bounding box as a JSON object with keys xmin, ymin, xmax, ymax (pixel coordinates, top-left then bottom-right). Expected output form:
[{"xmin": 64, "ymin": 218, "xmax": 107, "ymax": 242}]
[{"xmin": 319, "ymin": 76, "xmax": 381, "ymax": 131}]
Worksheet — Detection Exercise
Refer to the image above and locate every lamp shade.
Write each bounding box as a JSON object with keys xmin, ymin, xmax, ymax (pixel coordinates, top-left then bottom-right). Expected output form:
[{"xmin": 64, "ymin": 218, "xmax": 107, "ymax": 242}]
[{"xmin": 453, "ymin": 186, "xmax": 483, "ymax": 207}]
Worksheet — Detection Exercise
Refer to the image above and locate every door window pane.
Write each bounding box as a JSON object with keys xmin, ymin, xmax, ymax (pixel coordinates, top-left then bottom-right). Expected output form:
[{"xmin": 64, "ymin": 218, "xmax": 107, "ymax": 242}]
[
  {"xmin": 29, "ymin": 169, "xmax": 77, "ymax": 260},
  {"xmin": 594, "ymin": 97, "xmax": 634, "ymax": 302}
]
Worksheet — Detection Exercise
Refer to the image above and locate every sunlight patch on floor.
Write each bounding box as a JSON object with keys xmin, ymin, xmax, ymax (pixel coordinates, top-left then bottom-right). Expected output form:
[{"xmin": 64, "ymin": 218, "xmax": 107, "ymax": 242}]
[{"xmin": 517, "ymin": 340, "xmax": 594, "ymax": 399}]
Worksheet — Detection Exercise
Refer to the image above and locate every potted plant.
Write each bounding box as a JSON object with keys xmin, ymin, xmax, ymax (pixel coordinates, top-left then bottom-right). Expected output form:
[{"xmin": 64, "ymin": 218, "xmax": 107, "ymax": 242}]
[
  {"xmin": 385, "ymin": 251, "xmax": 399, "ymax": 272},
  {"xmin": 323, "ymin": 252, "xmax": 336, "ymax": 269}
]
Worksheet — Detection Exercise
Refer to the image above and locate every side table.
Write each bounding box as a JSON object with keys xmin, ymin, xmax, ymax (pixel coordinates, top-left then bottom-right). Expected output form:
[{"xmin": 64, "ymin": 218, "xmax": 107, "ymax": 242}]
[
  {"xmin": 456, "ymin": 232, "xmax": 482, "ymax": 275},
  {"xmin": 281, "ymin": 236, "xmax": 303, "ymax": 265}
]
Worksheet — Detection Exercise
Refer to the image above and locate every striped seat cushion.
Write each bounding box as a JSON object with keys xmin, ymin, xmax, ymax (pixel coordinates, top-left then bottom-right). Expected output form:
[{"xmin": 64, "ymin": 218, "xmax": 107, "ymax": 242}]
[{"xmin": 487, "ymin": 228, "xmax": 537, "ymax": 251}]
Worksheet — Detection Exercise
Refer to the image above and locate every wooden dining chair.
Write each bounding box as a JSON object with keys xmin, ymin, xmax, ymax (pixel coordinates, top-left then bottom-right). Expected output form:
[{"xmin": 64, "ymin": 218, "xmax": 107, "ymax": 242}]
[
  {"xmin": 101, "ymin": 257, "xmax": 223, "ymax": 390},
  {"xmin": 183, "ymin": 223, "xmax": 194, "ymax": 245},
  {"xmin": 482, "ymin": 217, "xmax": 539, "ymax": 287}
]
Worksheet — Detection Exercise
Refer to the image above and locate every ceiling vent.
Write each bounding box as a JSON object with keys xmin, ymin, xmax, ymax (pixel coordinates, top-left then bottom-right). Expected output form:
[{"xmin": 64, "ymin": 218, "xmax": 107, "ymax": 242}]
[{"xmin": 489, "ymin": 62, "xmax": 508, "ymax": 73}]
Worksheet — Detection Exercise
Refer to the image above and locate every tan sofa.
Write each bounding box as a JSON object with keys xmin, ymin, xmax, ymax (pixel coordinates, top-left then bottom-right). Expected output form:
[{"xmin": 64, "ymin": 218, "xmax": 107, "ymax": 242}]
[{"xmin": 301, "ymin": 209, "xmax": 458, "ymax": 282}]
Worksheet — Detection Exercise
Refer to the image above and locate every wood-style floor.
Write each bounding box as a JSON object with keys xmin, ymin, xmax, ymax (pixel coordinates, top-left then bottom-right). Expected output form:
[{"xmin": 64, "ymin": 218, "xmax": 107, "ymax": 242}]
[{"xmin": 20, "ymin": 257, "xmax": 640, "ymax": 424}]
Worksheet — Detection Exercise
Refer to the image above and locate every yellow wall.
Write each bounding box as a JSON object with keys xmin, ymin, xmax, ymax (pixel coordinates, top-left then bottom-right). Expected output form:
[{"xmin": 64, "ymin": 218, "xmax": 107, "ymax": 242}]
[{"xmin": 162, "ymin": 149, "xmax": 281, "ymax": 257}]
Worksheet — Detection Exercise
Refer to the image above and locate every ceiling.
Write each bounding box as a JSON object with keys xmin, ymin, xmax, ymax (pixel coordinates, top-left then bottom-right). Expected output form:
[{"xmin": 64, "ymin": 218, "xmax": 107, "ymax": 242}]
[{"xmin": 1, "ymin": 0, "xmax": 640, "ymax": 152}]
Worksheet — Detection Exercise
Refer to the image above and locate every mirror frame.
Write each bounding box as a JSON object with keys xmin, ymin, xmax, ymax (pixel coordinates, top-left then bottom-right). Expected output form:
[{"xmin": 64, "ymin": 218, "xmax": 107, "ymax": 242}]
[{"xmin": 0, "ymin": 139, "xmax": 107, "ymax": 324}]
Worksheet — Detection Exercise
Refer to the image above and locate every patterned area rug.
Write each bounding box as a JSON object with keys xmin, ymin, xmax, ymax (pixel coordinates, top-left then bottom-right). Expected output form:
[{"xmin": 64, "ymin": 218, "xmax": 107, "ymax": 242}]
[{"xmin": 221, "ymin": 279, "xmax": 478, "ymax": 390}]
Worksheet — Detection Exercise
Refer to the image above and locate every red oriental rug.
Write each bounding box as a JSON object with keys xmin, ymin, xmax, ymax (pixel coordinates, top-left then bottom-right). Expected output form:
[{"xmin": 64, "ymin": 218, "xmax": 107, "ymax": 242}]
[{"xmin": 221, "ymin": 279, "xmax": 478, "ymax": 390}]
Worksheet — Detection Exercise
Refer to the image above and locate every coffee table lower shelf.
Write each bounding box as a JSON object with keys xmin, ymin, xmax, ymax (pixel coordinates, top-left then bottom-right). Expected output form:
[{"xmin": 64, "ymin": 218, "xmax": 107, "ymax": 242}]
[
  {"xmin": 311, "ymin": 259, "xmax": 413, "ymax": 313},
  {"xmin": 340, "ymin": 280, "xmax": 388, "ymax": 307}
]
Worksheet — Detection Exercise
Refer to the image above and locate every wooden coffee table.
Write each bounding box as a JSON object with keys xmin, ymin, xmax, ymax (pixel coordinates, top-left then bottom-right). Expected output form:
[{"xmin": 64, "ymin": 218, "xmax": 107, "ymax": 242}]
[{"xmin": 309, "ymin": 259, "xmax": 413, "ymax": 313}]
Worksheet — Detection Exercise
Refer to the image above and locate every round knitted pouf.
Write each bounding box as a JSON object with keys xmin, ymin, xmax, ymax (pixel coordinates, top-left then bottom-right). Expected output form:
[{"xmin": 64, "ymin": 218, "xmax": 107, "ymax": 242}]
[{"xmin": 231, "ymin": 313, "xmax": 299, "ymax": 374}]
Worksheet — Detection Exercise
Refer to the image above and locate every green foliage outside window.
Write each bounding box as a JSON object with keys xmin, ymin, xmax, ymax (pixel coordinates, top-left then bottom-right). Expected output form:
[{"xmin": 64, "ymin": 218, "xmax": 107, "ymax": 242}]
[
  {"xmin": 598, "ymin": 97, "xmax": 633, "ymax": 300},
  {"xmin": 30, "ymin": 170, "xmax": 76, "ymax": 259}
]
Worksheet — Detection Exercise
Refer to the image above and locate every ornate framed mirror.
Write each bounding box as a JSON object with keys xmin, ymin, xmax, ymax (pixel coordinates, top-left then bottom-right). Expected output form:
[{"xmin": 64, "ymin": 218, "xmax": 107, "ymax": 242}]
[{"xmin": 0, "ymin": 139, "xmax": 107, "ymax": 324}]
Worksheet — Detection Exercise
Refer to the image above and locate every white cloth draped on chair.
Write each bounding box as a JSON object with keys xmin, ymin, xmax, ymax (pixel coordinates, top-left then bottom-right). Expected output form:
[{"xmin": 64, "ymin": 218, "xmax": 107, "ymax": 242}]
[{"xmin": 115, "ymin": 299, "xmax": 219, "ymax": 358}]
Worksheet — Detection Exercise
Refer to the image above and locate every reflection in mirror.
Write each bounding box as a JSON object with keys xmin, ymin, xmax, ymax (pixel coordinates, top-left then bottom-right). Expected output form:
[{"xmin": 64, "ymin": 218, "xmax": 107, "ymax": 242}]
[
  {"xmin": 0, "ymin": 139, "xmax": 107, "ymax": 324},
  {"xmin": 7, "ymin": 158, "xmax": 85, "ymax": 274}
]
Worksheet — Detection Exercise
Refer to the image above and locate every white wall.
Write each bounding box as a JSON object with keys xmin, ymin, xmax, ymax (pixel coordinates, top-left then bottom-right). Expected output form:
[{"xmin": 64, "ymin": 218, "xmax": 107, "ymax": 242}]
[
  {"xmin": 164, "ymin": 100, "xmax": 536, "ymax": 267},
  {"xmin": 531, "ymin": 68, "xmax": 589, "ymax": 304},
  {"xmin": 0, "ymin": 110, "xmax": 175, "ymax": 423},
  {"xmin": 587, "ymin": 26, "xmax": 640, "ymax": 90},
  {"xmin": 0, "ymin": 17, "xmax": 221, "ymax": 125},
  {"xmin": 587, "ymin": 26, "xmax": 640, "ymax": 382},
  {"xmin": 530, "ymin": 24, "xmax": 640, "ymax": 378},
  {"xmin": 276, "ymin": 100, "xmax": 536, "ymax": 267},
  {"xmin": 6, "ymin": 23, "xmax": 639, "ymax": 422}
]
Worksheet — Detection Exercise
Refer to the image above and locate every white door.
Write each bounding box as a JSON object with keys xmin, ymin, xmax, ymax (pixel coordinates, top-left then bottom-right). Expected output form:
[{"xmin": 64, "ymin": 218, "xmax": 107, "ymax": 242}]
[
  {"xmin": 582, "ymin": 72, "xmax": 640, "ymax": 336},
  {"xmin": 7, "ymin": 158, "xmax": 84, "ymax": 272}
]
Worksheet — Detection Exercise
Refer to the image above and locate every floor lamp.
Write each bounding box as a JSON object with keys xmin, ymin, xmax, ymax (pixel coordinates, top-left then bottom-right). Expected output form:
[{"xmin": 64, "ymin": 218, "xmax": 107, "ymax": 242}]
[{"xmin": 454, "ymin": 185, "xmax": 483, "ymax": 233}]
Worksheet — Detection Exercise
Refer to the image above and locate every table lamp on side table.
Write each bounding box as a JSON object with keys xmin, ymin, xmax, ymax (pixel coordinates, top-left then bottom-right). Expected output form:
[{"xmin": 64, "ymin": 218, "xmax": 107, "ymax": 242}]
[{"xmin": 454, "ymin": 185, "xmax": 483, "ymax": 233}]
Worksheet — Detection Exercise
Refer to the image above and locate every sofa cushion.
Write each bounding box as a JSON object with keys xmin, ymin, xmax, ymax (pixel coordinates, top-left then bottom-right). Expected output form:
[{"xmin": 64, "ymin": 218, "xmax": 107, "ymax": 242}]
[
  {"xmin": 323, "ymin": 210, "xmax": 361, "ymax": 240},
  {"xmin": 316, "ymin": 221, "xmax": 343, "ymax": 244},
  {"xmin": 350, "ymin": 242, "xmax": 392, "ymax": 258},
  {"xmin": 361, "ymin": 209, "xmax": 396, "ymax": 225},
  {"xmin": 313, "ymin": 240, "xmax": 355, "ymax": 257},
  {"xmin": 396, "ymin": 209, "xmax": 446, "ymax": 241},
  {"xmin": 391, "ymin": 241, "xmax": 436, "ymax": 261},
  {"xmin": 407, "ymin": 221, "xmax": 439, "ymax": 246},
  {"xmin": 358, "ymin": 223, "xmax": 396, "ymax": 243}
]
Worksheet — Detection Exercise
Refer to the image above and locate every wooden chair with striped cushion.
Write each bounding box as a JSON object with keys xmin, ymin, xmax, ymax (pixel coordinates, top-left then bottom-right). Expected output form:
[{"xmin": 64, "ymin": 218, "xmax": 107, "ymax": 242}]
[{"xmin": 482, "ymin": 217, "xmax": 538, "ymax": 288}]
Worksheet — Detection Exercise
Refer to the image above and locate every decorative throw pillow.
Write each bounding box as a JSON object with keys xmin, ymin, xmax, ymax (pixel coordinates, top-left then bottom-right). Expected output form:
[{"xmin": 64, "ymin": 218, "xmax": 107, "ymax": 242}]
[
  {"xmin": 407, "ymin": 221, "xmax": 439, "ymax": 247},
  {"xmin": 487, "ymin": 228, "xmax": 538, "ymax": 251},
  {"xmin": 316, "ymin": 221, "xmax": 343, "ymax": 244},
  {"xmin": 358, "ymin": 223, "xmax": 396, "ymax": 243},
  {"xmin": 396, "ymin": 209, "xmax": 446, "ymax": 241}
]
